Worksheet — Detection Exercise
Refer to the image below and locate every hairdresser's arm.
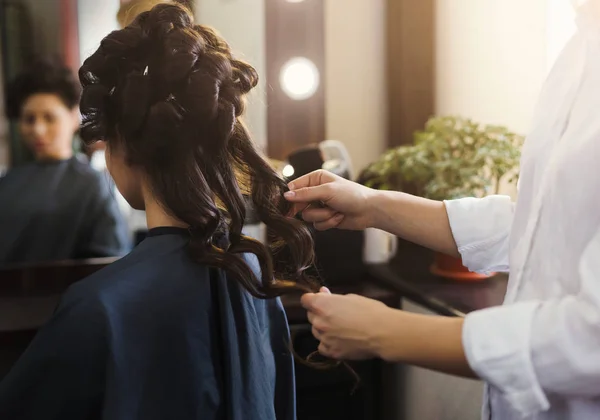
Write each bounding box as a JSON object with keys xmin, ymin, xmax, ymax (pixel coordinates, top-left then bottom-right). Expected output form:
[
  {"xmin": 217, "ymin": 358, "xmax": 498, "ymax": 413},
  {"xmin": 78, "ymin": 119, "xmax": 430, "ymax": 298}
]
[
  {"xmin": 357, "ymin": 190, "xmax": 515, "ymax": 271},
  {"xmin": 369, "ymin": 190, "xmax": 459, "ymax": 257},
  {"xmin": 285, "ymin": 170, "xmax": 458, "ymax": 256},
  {"xmin": 301, "ymin": 290, "xmax": 475, "ymax": 378},
  {"xmin": 375, "ymin": 306, "xmax": 474, "ymax": 377},
  {"xmin": 285, "ymin": 170, "xmax": 515, "ymax": 273}
]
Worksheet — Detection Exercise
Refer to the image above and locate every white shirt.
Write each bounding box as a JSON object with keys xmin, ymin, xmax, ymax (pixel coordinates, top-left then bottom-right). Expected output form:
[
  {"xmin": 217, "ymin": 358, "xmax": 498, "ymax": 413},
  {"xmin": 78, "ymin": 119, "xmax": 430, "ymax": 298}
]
[{"xmin": 444, "ymin": 5, "xmax": 600, "ymax": 420}]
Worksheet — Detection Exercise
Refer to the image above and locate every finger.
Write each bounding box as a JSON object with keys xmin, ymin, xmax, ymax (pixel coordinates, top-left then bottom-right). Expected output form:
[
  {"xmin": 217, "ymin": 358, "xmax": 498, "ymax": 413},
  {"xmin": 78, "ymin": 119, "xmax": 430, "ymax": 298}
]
[
  {"xmin": 307, "ymin": 311, "xmax": 316, "ymax": 325},
  {"xmin": 300, "ymin": 293, "xmax": 319, "ymax": 311},
  {"xmin": 284, "ymin": 184, "xmax": 333, "ymax": 204},
  {"xmin": 292, "ymin": 201, "xmax": 327, "ymax": 218},
  {"xmin": 320, "ymin": 286, "xmax": 331, "ymax": 294},
  {"xmin": 288, "ymin": 202, "xmax": 311, "ymax": 218},
  {"xmin": 314, "ymin": 213, "xmax": 344, "ymax": 231},
  {"xmin": 287, "ymin": 170, "xmax": 336, "ymax": 191},
  {"xmin": 301, "ymin": 292, "xmax": 331, "ymax": 314},
  {"xmin": 318, "ymin": 342, "xmax": 333, "ymax": 358},
  {"xmin": 311, "ymin": 326, "xmax": 323, "ymax": 341},
  {"xmin": 301, "ymin": 207, "xmax": 338, "ymax": 223}
]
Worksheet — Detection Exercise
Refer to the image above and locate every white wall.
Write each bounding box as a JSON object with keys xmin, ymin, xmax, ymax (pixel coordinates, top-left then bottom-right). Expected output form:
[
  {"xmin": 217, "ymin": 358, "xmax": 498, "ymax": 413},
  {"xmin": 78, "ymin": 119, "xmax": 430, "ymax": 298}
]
[
  {"xmin": 324, "ymin": 0, "xmax": 387, "ymax": 175},
  {"xmin": 78, "ymin": 0, "xmax": 121, "ymax": 64},
  {"xmin": 435, "ymin": 0, "xmax": 549, "ymax": 135},
  {"xmin": 195, "ymin": 0, "xmax": 268, "ymax": 151}
]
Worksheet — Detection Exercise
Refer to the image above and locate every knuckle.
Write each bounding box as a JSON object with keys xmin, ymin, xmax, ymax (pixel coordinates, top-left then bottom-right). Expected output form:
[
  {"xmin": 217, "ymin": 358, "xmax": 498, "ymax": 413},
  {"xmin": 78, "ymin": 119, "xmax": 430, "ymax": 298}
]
[
  {"xmin": 312, "ymin": 320, "xmax": 328, "ymax": 332},
  {"xmin": 311, "ymin": 326, "xmax": 321, "ymax": 338},
  {"xmin": 325, "ymin": 208, "xmax": 337, "ymax": 218}
]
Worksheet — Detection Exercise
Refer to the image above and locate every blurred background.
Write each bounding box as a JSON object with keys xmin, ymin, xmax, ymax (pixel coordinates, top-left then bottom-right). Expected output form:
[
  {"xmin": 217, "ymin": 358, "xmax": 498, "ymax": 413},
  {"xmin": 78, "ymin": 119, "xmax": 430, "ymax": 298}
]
[
  {"xmin": 0, "ymin": 0, "xmax": 580, "ymax": 419},
  {"xmin": 0, "ymin": 0, "xmax": 577, "ymax": 195}
]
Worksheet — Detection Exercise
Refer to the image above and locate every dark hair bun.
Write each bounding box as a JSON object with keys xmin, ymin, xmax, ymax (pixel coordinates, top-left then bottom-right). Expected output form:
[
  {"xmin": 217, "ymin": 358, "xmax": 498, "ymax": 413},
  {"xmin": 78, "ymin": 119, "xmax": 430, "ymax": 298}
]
[{"xmin": 79, "ymin": 3, "xmax": 257, "ymax": 155}]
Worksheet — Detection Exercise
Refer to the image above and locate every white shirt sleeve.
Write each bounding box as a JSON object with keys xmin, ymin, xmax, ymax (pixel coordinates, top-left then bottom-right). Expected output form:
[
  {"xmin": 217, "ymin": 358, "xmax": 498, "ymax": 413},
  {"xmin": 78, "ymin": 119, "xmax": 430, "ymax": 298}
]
[
  {"xmin": 443, "ymin": 195, "xmax": 515, "ymax": 273},
  {"xmin": 462, "ymin": 227, "xmax": 600, "ymax": 416}
]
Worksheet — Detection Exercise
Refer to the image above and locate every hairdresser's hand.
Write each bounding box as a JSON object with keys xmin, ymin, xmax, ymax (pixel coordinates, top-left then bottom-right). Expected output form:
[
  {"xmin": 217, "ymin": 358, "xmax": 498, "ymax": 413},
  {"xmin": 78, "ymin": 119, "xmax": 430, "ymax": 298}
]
[
  {"xmin": 284, "ymin": 170, "xmax": 375, "ymax": 231},
  {"xmin": 301, "ymin": 287, "xmax": 391, "ymax": 360}
]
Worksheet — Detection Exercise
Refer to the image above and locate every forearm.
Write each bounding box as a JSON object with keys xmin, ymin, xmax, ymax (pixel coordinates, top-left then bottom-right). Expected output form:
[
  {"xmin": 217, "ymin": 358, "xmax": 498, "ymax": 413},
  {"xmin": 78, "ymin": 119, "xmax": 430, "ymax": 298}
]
[
  {"xmin": 369, "ymin": 190, "xmax": 459, "ymax": 257},
  {"xmin": 375, "ymin": 307, "xmax": 476, "ymax": 378}
]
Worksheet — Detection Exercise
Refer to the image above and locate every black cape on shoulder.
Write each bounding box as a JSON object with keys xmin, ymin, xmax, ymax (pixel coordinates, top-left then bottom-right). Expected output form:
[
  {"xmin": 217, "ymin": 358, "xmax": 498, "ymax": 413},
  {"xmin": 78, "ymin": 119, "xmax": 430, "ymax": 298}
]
[{"xmin": 0, "ymin": 228, "xmax": 296, "ymax": 420}]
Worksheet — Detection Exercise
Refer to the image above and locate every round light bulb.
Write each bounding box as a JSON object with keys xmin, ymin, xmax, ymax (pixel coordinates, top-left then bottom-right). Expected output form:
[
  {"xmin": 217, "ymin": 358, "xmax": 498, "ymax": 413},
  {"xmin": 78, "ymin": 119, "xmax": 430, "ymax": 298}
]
[
  {"xmin": 279, "ymin": 57, "xmax": 320, "ymax": 100},
  {"xmin": 282, "ymin": 164, "xmax": 295, "ymax": 178}
]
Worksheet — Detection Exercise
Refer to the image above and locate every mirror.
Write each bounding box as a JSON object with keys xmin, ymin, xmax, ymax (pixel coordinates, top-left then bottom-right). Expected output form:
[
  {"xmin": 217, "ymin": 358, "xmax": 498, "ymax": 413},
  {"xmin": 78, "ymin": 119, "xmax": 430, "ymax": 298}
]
[
  {"xmin": 0, "ymin": 0, "xmax": 165, "ymax": 267},
  {"xmin": 0, "ymin": 0, "xmax": 383, "ymax": 268}
]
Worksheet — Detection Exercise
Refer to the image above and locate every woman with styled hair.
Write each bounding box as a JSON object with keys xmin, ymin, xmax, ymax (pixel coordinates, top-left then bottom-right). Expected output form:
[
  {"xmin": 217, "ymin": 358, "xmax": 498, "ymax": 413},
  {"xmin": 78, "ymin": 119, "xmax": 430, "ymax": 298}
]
[{"xmin": 0, "ymin": 4, "xmax": 317, "ymax": 419}]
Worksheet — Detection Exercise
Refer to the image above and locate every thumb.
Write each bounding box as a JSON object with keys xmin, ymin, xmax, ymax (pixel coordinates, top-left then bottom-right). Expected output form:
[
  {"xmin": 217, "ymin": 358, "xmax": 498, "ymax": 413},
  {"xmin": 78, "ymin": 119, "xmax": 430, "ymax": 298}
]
[
  {"xmin": 300, "ymin": 293, "xmax": 319, "ymax": 310},
  {"xmin": 284, "ymin": 184, "xmax": 331, "ymax": 203},
  {"xmin": 301, "ymin": 291, "xmax": 332, "ymax": 312},
  {"xmin": 320, "ymin": 286, "xmax": 331, "ymax": 294}
]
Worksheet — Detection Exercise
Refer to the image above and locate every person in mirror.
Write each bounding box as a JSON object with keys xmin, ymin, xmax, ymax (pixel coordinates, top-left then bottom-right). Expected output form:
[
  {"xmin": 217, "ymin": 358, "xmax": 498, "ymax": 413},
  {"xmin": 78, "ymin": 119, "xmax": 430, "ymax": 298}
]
[
  {"xmin": 0, "ymin": 3, "xmax": 318, "ymax": 419},
  {"xmin": 0, "ymin": 58, "xmax": 130, "ymax": 264},
  {"xmin": 284, "ymin": 1, "xmax": 600, "ymax": 418}
]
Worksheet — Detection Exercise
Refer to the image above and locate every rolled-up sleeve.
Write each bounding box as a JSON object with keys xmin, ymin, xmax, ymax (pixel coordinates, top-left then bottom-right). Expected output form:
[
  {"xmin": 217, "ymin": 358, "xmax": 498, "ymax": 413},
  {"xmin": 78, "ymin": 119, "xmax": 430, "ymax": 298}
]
[
  {"xmin": 462, "ymin": 227, "xmax": 600, "ymax": 417},
  {"xmin": 443, "ymin": 195, "xmax": 515, "ymax": 273}
]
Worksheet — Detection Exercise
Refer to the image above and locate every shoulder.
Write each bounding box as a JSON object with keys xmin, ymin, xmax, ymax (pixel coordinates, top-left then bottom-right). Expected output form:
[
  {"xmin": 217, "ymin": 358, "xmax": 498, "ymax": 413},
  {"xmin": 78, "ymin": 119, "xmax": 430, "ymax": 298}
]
[
  {"xmin": 54, "ymin": 261, "xmax": 136, "ymax": 330},
  {"xmin": 48, "ymin": 280, "xmax": 111, "ymax": 343},
  {"xmin": 0, "ymin": 162, "xmax": 33, "ymax": 181},
  {"xmin": 63, "ymin": 239, "xmax": 197, "ymax": 307},
  {"xmin": 68, "ymin": 155, "xmax": 104, "ymax": 181},
  {"xmin": 68, "ymin": 156, "xmax": 113, "ymax": 197},
  {"xmin": 63, "ymin": 253, "xmax": 137, "ymax": 302}
]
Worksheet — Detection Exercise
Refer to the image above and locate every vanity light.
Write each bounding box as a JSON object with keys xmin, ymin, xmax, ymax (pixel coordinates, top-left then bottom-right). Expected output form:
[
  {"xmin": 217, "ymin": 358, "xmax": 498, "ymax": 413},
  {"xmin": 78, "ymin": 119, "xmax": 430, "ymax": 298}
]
[
  {"xmin": 282, "ymin": 164, "xmax": 295, "ymax": 178},
  {"xmin": 279, "ymin": 57, "xmax": 320, "ymax": 100}
]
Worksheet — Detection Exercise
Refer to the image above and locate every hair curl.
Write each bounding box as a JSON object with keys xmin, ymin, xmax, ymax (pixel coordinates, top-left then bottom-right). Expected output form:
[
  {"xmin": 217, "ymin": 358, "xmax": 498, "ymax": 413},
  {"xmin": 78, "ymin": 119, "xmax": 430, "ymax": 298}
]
[
  {"xmin": 6, "ymin": 56, "xmax": 80, "ymax": 119},
  {"xmin": 79, "ymin": 3, "xmax": 320, "ymax": 299}
]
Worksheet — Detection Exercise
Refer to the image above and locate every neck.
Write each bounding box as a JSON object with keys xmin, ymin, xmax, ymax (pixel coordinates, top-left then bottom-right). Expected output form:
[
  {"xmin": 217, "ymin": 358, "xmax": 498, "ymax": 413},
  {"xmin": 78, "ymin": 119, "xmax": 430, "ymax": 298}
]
[{"xmin": 142, "ymin": 183, "xmax": 188, "ymax": 230}]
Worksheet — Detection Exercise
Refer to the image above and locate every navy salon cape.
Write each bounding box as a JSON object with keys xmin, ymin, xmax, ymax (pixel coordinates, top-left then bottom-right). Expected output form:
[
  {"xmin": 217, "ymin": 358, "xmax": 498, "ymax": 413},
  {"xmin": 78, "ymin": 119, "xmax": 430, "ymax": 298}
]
[
  {"xmin": 0, "ymin": 156, "xmax": 130, "ymax": 264},
  {"xmin": 0, "ymin": 228, "xmax": 296, "ymax": 420}
]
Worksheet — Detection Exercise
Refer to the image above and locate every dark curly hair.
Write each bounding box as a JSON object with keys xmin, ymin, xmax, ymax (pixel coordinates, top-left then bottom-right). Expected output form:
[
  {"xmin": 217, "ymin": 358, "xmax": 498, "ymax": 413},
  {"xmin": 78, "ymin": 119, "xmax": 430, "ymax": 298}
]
[
  {"xmin": 79, "ymin": 3, "xmax": 319, "ymax": 299},
  {"xmin": 6, "ymin": 57, "xmax": 80, "ymax": 119}
]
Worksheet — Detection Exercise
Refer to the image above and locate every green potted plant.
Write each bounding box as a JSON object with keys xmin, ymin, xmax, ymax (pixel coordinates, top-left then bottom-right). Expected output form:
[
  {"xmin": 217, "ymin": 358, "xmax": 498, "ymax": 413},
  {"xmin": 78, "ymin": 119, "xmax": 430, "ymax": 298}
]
[{"xmin": 360, "ymin": 116, "xmax": 523, "ymax": 280}]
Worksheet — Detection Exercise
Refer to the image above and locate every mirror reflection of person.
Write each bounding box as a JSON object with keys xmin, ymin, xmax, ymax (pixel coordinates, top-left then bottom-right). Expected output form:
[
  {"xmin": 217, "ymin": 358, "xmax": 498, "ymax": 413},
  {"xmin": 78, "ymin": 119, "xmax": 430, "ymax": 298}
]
[{"xmin": 0, "ymin": 58, "xmax": 130, "ymax": 264}]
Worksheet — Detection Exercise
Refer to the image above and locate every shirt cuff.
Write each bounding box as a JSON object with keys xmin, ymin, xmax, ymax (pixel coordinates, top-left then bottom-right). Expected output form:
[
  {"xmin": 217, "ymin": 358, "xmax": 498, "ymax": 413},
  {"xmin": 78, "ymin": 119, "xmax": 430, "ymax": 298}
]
[
  {"xmin": 444, "ymin": 196, "xmax": 514, "ymax": 273},
  {"xmin": 463, "ymin": 302, "xmax": 551, "ymax": 416}
]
